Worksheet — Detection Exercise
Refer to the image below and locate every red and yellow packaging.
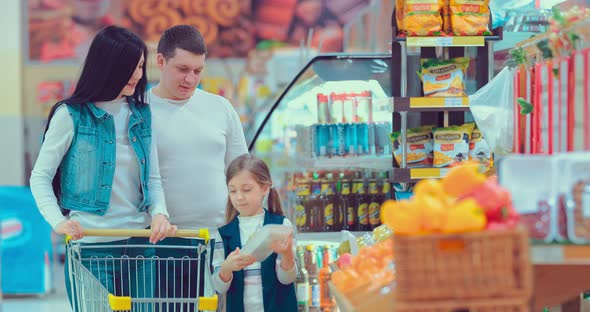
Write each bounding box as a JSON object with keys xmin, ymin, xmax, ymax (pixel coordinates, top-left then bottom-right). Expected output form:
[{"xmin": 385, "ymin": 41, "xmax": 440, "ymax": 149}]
[
  {"xmin": 420, "ymin": 57, "xmax": 469, "ymax": 97},
  {"xmin": 403, "ymin": 0, "xmax": 444, "ymax": 36},
  {"xmin": 449, "ymin": 0, "xmax": 491, "ymax": 36},
  {"xmin": 433, "ymin": 123, "xmax": 475, "ymax": 168},
  {"xmin": 391, "ymin": 125, "xmax": 434, "ymax": 168},
  {"xmin": 396, "ymin": 0, "xmax": 405, "ymax": 33}
]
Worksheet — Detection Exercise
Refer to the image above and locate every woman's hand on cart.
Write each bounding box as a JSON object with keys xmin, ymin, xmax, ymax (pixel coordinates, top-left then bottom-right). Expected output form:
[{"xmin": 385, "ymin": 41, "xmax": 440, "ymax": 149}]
[
  {"xmin": 56, "ymin": 220, "xmax": 84, "ymax": 240},
  {"xmin": 150, "ymin": 213, "xmax": 178, "ymax": 244},
  {"xmin": 219, "ymin": 247, "xmax": 256, "ymax": 282}
]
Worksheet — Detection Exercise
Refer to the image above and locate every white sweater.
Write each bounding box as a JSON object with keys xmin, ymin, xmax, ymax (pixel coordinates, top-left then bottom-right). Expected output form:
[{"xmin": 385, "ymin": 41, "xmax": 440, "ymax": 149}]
[
  {"xmin": 212, "ymin": 212, "xmax": 297, "ymax": 312},
  {"xmin": 29, "ymin": 98, "xmax": 168, "ymax": 243},
  {"xmin": 147, "ymin": 88, "xmax": 248, "ymax": 232}
]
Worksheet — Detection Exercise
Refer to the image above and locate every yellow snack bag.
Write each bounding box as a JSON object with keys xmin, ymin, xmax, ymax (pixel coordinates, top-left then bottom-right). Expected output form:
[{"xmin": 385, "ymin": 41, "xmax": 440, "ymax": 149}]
[
  {"xmin": 433, "ymin": 123, "xmax": 475, "ymax": 168},
  {"xmin": 450, "ymin": 0, "xmax": 491, "ymax": 36},
  {"xmin": 420, "ymin": 57, "xmax": 469, "ymax": 97},
  {"xmin": 403, "ymin": 0, "xmax": 444, "ymax": 36},
  {"xmin": 391, "ymin": 125, "xmax": 434, "ymax": 168},
  {"xmin": 468, "ymin": 125, "xmax": 492, "ymax": 167},
  {"xmin": 396, "ymin": 0, "xmax": 405, "ymax": 33}
]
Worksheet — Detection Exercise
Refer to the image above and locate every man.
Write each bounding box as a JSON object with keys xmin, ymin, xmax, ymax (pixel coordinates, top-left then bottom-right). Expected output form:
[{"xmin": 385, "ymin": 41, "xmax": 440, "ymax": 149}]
[{"xmin": 148, "ymin": 25, "xmax": 248, "ymax": 311}]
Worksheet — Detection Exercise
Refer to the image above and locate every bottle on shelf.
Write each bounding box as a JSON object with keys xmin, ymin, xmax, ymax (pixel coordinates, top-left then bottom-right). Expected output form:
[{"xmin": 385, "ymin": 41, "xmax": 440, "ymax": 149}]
[
  {"xmin": 305, "ymin": 245, "xmax": 321, "ymax": 312},
  {"xmin": 381, "ymin": 171, "xmax": 392, "ymax": 201},
  {"xmin": 308, "ymin": 173, "xmax": 322, "ymax": 232},
  {"xmin": 296, "ymin": 246, "xmax": 310, "ymax": 312},
  {"xmin": 355, "ymin": 174, "xmax": 370, "ymax": 231},
  {"xmin": 320, "ymin": 173, "xmax": 337, "ymax": 232},
  {"xmin": 295, "ymin": 175, "xmax": 310, "ymax": 233},
  {"xmin": 319, "ymin": 245, "xmax": 334, "ymax": 312},
  {"xmin": 341, "ymin": 173, "xmax": 357, "ymax": 231},
  {"xmin": 368, "ymin": 173, "xmax": 382, "ymax": 230}
]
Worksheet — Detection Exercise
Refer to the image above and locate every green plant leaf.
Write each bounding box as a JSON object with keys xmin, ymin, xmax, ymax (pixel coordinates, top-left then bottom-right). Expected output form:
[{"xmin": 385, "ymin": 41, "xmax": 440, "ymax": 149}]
[{"xmin": 517, "ymin": 98, "xmax": 533, "ymax": 115}]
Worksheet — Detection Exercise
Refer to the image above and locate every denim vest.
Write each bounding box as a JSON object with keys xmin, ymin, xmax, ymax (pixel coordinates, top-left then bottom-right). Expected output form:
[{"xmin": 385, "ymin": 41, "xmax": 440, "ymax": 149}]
[
  {"xmin": 218, "ymin": 211, "xmax": 297, "ymax": 312},
  {"xmin": 58, "ymin": 99, "xmax": 152, "ymax": 215}
]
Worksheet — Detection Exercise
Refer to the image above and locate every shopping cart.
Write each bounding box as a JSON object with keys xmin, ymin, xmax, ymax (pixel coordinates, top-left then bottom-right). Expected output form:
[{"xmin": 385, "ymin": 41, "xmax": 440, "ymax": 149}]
[{"xmin": 66, "ymin": 228, "xmax": 218, "ymax": 312}]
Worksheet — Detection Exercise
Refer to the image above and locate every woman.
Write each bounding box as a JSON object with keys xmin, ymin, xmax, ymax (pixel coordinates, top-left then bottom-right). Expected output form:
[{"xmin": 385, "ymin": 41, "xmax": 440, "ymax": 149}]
[{"xmin": 29, "ymin": 25, "xmax": 175, "ymax": 307}]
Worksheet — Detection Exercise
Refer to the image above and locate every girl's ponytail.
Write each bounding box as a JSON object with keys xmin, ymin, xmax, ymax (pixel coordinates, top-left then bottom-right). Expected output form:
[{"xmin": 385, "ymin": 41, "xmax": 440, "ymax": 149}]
[{"xmin": 267, "ymin": 187, "xmax": 284, "ymax": 217}]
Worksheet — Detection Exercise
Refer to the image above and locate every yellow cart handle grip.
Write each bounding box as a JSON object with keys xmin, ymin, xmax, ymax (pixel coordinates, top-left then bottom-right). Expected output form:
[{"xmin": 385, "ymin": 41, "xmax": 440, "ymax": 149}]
[{"xmin": 80, "ymin": 228, "xmax": 210, "ymax": 242}]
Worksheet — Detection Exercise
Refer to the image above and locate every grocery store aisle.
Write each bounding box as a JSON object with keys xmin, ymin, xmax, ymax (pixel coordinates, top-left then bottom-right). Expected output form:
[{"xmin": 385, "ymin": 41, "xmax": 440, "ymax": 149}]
[{"xmin": 2, "ymin": 262, "xmax": 71, "ymax": 312}]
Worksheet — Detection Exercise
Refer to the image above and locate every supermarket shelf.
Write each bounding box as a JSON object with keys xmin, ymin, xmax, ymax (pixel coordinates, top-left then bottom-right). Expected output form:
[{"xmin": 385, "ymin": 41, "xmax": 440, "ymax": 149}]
[
  {"xmin": 390, "ymin": 167, "xmax": 450, "ymax": 183},
  {"xmin": 393, "ymin": 35, "xmax": 501, "ymax": 47},
  {"xmin": 393, "ymin": 97, "xmax": 470, "ymax": 112},
  {"xmin": 297, "ymin": 156, "xmax": 393, "ymax": 170},
  {"xmin": 532, "ymin": 244, "xmax": 590, "ymax": 264},
  {"xmin": 296, "ymin": 231, "xmax": 371, "ymax": 243}
]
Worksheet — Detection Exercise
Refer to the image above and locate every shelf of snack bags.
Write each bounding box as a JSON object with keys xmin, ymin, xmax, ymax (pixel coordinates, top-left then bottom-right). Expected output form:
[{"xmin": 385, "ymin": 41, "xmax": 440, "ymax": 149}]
[{"xmin": 389, "ymin": 1, "xmax": 500, "ymax": 186}]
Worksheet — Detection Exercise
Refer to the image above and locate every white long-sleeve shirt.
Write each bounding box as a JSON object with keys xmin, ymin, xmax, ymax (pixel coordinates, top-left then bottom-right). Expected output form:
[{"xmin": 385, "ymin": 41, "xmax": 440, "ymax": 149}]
[
  {"xmin": 212, "ymin": 212, "xmax": 297, "ymax": 312},
  {"xmin": 29, "ymin": 98, "xmax": 168, "ymax": 243},
  {"xmin": 147, "ymin": 88, "xmax": 248, "ymax": 232}
]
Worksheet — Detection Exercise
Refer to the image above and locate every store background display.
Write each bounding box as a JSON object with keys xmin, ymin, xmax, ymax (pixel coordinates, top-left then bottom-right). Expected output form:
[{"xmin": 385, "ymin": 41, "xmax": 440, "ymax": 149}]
[{"xmin": 21, "ymin": 0, "xmax": 389, "ymax": 180}]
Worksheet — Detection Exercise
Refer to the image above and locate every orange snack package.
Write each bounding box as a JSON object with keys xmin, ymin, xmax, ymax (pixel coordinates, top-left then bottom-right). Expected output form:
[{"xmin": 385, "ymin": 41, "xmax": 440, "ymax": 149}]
[
  {"xmin": 449, "ymin": 0, "xmax": 491, "ymax": 36},
  {"xmin": 403, "ymin": 0, "xmax": 444, "ymax": 36},
  {"xmin": 396, "ymin": 0, "xmax": 405, "ymax": 34}
]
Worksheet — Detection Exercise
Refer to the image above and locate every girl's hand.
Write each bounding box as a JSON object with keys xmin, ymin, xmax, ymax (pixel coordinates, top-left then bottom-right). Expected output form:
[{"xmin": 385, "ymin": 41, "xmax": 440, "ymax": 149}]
[
  {"xmin": 270, "ymin": 233, "xmax": 294, "ymax": 258},
  {"xmin": 271, "ymin": 234, "xmax": 295, "ymax": 271},
  {"xmin": 219, "ymin": 248, "xmax": 256, "ymax": 282},
  {"xmin": 55, "ymin": 220, "xmax": 84, "ymax": 240},
  {"xmin": 150, "ymin": 214, "xmax": 177, "ymax": 244}
]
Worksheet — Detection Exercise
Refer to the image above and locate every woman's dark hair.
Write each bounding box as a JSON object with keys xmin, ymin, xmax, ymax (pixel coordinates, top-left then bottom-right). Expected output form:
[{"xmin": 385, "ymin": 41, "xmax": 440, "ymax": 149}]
[
  {"xmin": 225, "ymin": 154, "xmax": 284, "ymax": 224},
  {"xmin": 43, "ymin": 25, "xmax": 148, "ymax": 208},
  {"xmin": 67, "ymin": 25, "xmax": 148, "ymax": 106}
]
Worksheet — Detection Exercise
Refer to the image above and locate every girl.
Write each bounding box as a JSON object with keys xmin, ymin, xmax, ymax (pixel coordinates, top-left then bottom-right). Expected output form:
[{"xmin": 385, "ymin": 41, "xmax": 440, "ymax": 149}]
[
  {"xmin": 213, "ymin": 154, "xmax": 297, "ymax": 312},
  {"xmin": 29, "ymin": 25, "xmax": 175, "ymax": 306}
]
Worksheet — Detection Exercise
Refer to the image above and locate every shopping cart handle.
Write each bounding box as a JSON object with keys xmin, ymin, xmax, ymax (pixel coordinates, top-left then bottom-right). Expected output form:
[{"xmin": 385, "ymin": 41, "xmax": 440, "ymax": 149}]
[{"xmin": 82, "ymin": 228, "xmax": 210, "ymax": 241}]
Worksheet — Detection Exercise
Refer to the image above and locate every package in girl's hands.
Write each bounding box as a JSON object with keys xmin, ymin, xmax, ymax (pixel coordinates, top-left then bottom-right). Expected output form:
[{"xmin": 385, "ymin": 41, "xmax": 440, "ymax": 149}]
[{"xmin": 241, "ymin": 224, "xmax": 293, "ymax": 262}]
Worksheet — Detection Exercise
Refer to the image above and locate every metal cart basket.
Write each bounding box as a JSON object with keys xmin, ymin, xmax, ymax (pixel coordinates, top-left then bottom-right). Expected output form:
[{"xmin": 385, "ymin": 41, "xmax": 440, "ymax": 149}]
[{"xmin": 66, "ymin": 228, "xmax": 218, "ymax": 312}]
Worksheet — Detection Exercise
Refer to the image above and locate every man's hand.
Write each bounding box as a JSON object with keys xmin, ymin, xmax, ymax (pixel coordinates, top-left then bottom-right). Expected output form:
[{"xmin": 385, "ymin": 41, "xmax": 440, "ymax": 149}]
[
  {"xmin": 55, "ymin": 220, "xmax": 84, "ymax": 240},
  {"xmin": 150, "ymin": 214, "xmax": 177, "ymax": 244}
]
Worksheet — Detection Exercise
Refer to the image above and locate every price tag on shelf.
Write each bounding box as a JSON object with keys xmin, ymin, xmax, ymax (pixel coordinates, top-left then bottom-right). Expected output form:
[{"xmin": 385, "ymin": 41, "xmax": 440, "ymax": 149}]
[
  {"xmin": 452, "ymin": 36, "xmax": 485, "ymax": 46},
  {"xmin": 406, "ymin": 36, "xmax": 484, "ymax": 47},
  {"xmin": 407, "ymin": 37, "xmax": 451, "ymax": 47},
  {"xmin": 410, "ymin": 168, "xmax": 450, "ymax": 180},
  {"xmin": 437, "ymin": 37, "xmax": 453, "ymax": 46},
  {"xmin": 444, "ymin": 97, "xmax": 469, "ymax": 107},
  {"xmin": 409, "ymin": 97, "xmax": 469, "ymax": 108}
]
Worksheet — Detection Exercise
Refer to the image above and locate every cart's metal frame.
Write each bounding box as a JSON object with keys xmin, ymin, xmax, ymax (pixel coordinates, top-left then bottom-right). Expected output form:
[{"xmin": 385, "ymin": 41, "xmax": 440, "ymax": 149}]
[{"xmin": 67, "ymin": 229, "xmax": 218, "ymax": 312}]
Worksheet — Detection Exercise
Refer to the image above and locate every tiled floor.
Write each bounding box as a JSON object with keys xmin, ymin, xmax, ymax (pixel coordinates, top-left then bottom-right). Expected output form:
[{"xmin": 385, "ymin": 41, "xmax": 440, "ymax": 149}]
[{"xmin": 1, "ymin": 263, "xmax": 71, "ymax": 312}]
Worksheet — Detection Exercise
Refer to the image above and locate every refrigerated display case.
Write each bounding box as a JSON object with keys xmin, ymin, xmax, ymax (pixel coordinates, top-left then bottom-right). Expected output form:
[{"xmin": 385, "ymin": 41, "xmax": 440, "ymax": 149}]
[{"xmin": 248, "ymin": 54, "xmax": 394, "ymax": 241}]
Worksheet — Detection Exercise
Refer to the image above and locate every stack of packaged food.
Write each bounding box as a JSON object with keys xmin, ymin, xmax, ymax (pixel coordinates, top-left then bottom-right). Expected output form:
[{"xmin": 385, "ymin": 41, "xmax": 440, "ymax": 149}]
[{"xmin": 395, "ymin": 0, "xmax": 492, "ymax": 37}]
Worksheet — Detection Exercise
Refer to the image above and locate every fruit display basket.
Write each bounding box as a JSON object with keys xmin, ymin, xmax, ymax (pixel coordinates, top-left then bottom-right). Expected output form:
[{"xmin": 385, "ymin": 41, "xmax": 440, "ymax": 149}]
[
  {"xmin": 395, "ymin": 297, "xmax": 530, "ymax": 312},
  {"xmin": 394, "ymin": 227, "xmax": 532, "ymax": 302},
  {"xmin": 329, "ymin": 281, "xmax": 394, "ymax": 312}
]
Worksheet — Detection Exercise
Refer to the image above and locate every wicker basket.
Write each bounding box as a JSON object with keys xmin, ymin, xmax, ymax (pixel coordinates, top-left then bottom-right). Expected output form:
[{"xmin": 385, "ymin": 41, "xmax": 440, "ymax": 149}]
[
  {"xmin": 330, "ymin": 281, "xmax": 394, "ymax": 312},
  {"xmin": 396, "ymin": 297, "xmax": 530, "ymax": 312},
  {"xmin": 394, "ymin": 228, "xmax": 532, "ymax": 302}
]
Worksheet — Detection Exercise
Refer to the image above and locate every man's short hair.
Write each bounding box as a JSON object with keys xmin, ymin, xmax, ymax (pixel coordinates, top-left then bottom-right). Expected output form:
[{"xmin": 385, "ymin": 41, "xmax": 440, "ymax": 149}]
[{"xmin": 157, "ymin": 25, "xmax": 207, "ymax": 59}]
